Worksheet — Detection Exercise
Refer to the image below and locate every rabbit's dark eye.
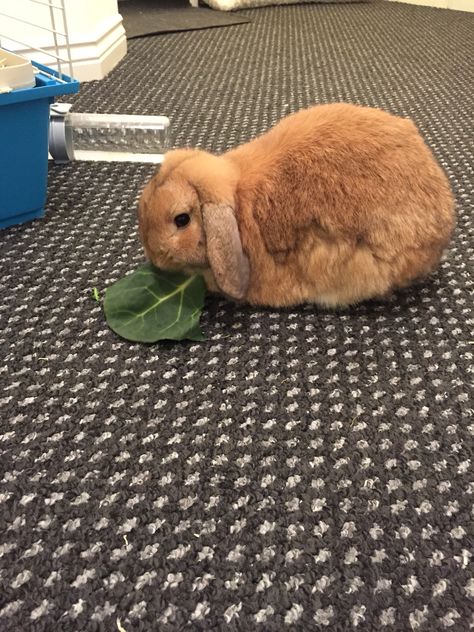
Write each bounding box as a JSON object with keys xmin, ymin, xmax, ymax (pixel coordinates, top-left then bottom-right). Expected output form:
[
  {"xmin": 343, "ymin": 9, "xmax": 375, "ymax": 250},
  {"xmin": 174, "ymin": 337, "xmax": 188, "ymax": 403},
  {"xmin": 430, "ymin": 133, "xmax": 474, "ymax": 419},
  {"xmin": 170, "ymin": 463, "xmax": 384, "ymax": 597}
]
[{"xmin": 174, "ymin": 213, "xmax": 190, "ymax": 228}]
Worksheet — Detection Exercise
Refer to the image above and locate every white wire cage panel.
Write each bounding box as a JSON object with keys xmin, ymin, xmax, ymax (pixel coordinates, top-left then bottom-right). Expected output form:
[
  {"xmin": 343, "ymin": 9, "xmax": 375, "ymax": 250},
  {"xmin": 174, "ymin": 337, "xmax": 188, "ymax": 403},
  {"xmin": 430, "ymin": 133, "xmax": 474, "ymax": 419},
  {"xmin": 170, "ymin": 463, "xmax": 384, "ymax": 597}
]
[{"xmin": 0, "ymin": 0, "xmax": 73, "ymax": 81}]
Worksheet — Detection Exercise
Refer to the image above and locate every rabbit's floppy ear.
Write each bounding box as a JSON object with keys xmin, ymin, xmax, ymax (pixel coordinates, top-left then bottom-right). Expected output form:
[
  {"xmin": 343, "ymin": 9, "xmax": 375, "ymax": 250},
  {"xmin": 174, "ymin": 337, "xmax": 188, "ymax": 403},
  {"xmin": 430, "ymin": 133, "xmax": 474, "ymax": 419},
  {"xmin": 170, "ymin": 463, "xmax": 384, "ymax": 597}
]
[{"xmin": 202, "ymin": 203, "xmax": 250, "ymax": 300}]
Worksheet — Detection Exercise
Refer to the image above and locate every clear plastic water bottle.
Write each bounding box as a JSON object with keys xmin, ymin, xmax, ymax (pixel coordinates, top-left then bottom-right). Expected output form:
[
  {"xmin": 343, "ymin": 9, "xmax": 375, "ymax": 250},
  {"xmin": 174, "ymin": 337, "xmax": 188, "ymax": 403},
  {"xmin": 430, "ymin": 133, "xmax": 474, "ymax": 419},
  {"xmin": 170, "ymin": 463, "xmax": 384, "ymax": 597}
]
[{"xmin": 49, "ymin": 103, "xmax": 169, "ymax": 163}]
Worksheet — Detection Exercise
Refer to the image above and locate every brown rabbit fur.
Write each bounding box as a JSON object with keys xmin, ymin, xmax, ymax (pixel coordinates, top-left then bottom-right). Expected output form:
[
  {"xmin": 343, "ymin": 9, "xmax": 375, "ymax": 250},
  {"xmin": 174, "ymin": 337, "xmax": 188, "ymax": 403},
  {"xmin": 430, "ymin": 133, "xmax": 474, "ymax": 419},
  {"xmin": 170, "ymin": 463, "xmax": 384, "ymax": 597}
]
[{"xmin": 138, "ymin": 103, "xmax": 455, "ymax": 308}]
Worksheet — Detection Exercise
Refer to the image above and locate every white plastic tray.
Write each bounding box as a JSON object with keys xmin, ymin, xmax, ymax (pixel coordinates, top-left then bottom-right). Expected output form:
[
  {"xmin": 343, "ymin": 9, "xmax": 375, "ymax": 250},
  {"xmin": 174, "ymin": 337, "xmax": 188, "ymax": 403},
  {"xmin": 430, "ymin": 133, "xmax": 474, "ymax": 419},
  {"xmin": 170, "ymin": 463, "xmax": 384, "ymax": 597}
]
[{"xmin": 0, "ymin": 48, "xmax": 35, "ymax": 93}]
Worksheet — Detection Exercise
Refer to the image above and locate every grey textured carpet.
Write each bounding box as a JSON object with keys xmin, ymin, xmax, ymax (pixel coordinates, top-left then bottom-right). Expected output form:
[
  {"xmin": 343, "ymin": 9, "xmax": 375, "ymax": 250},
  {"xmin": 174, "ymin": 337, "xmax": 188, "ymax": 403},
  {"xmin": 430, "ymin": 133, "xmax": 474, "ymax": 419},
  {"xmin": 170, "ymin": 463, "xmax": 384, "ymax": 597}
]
[
  {"xmin": 119, "ymin": 0, "xmax": 251, "ymax": 39},
  {"xmin": 1, "ymin": 2, "xmax": 474, "ymax": 631}
]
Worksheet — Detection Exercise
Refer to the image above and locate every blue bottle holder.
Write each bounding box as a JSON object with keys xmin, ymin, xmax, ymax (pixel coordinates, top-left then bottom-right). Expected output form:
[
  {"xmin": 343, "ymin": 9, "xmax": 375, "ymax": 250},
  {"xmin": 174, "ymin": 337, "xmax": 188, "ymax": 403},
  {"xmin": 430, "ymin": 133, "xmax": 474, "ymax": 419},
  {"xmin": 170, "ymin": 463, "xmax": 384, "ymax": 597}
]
[{"xmin": 0, "ymin": 60, "xmax": 79, "ymax": 229}]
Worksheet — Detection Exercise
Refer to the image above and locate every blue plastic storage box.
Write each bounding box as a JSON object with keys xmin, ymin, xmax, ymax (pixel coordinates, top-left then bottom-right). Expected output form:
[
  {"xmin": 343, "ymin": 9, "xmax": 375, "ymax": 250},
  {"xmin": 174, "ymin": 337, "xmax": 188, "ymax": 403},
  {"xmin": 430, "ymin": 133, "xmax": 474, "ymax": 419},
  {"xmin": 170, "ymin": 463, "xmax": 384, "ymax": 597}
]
[{"xmin": 0, "ymin": 61, "xmax": 79, "ymax": 229}]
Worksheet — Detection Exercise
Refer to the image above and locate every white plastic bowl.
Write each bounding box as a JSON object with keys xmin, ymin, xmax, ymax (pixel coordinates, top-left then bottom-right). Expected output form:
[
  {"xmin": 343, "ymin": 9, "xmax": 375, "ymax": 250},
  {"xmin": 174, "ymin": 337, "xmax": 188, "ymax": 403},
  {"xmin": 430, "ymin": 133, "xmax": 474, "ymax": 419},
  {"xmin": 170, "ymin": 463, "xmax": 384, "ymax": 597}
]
[{"xmin": 0, "ymin": 48, "xmax": 35, "ymax": 93}]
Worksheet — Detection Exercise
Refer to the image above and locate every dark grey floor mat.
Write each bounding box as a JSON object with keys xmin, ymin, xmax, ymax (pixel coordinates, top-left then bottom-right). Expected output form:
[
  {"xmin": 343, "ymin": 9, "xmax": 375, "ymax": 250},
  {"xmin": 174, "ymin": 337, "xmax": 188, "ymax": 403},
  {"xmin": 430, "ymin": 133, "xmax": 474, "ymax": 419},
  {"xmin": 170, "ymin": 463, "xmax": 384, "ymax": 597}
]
[
  {"xmin": 1, "ymin": 2, "xmax": 473, "ymax": 631},
  {"xmin": 119, "ymin": 0, "xmax": 251, "ymax": 37}
]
